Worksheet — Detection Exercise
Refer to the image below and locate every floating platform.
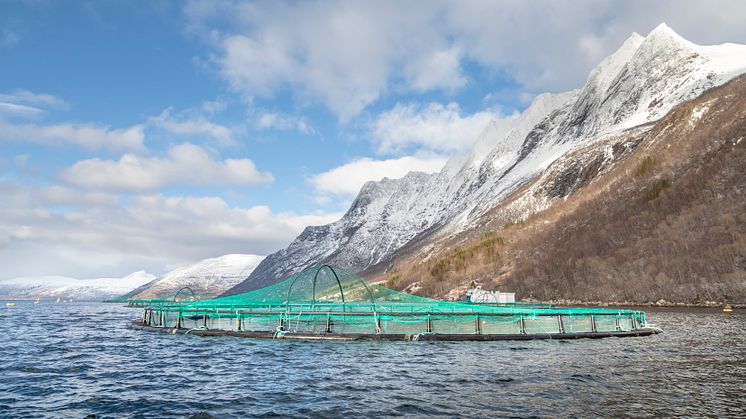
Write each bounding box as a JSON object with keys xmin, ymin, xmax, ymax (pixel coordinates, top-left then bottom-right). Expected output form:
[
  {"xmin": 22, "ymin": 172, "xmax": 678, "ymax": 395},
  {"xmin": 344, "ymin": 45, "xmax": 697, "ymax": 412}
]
[
  {"xmin": 128, "ymin": 321, "xmax": 659, "ymax": 341},
  {"xmin": 131, "ymin": 265, "xmax": 661, "ymax": 341}
]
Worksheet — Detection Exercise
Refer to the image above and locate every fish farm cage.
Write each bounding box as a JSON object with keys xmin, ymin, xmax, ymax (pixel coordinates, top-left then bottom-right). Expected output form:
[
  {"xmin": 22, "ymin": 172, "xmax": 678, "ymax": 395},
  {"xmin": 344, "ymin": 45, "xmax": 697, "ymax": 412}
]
[{"xmin": 128, "ymin": 265, "xmax": 660, "ymax": 341}]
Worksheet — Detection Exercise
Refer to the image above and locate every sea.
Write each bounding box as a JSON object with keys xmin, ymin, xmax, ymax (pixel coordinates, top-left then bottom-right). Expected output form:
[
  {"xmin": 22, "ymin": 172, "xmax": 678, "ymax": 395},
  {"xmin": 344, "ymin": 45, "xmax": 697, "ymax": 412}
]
[{"xmin": 0, "ymin": 302, "xmax": 743, "ymax": 418}]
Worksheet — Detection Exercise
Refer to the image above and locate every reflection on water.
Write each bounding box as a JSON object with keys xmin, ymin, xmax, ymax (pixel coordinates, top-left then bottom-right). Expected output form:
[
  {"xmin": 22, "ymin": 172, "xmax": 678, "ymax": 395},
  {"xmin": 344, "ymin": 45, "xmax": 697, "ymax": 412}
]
[{"xmin": 0, "ymin": 302, "xmax": 744, "ymax": 418}]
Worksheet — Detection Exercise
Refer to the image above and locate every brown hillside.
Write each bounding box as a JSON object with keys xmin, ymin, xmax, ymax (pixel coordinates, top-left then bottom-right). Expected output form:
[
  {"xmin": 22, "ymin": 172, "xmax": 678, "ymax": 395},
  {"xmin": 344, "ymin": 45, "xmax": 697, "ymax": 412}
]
[{"xmin": 387, "ymin": 75, "xmax": 746, "ymax": 305}]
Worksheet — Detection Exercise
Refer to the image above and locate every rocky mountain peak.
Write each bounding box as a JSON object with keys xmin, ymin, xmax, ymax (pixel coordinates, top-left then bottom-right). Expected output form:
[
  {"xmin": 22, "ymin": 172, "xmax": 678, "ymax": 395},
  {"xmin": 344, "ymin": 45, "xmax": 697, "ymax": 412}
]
[
  {"xmin": 644, "ymin": 22, "xmax": 692, "ymax": 47},
  {"xmin": 584, "ymin": 31, "xmax": 645, "ymax": 96}
]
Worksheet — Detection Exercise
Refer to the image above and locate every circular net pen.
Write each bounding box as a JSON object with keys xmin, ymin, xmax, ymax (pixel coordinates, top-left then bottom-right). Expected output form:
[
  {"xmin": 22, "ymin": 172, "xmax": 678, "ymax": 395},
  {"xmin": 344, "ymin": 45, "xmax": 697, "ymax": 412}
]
[{"xmin": 129, "ymin": 265, "xmax": 661, "ymax": 341}]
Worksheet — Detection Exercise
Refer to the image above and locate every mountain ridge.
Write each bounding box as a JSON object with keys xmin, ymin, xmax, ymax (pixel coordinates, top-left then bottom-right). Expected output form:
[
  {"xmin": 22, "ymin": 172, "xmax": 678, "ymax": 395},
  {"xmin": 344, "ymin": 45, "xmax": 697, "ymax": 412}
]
[
  {"xmin": 226, "ymin": 23, "xmax": 746, "ymax": 297},
  {"xmin": 124, "ymin": 254, "xmax": 264, "ymax": 300},
  {"xmin": 0, "ymin": 271, "xmax": 156, "ymax": 301},
  {"xmin": 390, "ymin": 74, "xmax": 746, "ymax": 304}
]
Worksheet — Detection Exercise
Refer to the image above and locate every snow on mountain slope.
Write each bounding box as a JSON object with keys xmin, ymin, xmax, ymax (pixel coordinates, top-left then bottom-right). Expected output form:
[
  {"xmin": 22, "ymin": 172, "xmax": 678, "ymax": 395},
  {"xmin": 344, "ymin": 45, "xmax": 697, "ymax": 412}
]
[
  {"xmin": 232, "ymin": 91, "xmax": 576, "ymax": 292},
  {"xmin": 446, "ymin": 22, "xmax": 746, "ymax": 227},
  {"xmin": 228, "ymin": 23, "xmax": 746, "ymax": 294},
  {"xmin": 0, "ymin": 271, "xmax": 155, "ymax": 301},
  {"xmin": 597, "ymin": 23, "xmax": 746, "ymax": 133},
  {"xmin": 125, "ymin": 254, "xmax": 264, "ymax": 299}
]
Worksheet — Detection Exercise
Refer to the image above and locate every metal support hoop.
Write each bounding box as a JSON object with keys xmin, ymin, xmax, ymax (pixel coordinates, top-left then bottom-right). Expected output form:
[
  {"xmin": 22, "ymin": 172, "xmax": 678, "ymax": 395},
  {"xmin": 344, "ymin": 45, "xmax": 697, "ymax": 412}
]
[
  {"xmin": 312, "ymin": 264, "xmax": 346, "ymax": 305},
  {"xmin": 173, "ymin": 286, "xmax": 197, "ymax": 302},
  {"xmin": 284, "ymin": 264, "xmax": 379, "ymax": 314}
]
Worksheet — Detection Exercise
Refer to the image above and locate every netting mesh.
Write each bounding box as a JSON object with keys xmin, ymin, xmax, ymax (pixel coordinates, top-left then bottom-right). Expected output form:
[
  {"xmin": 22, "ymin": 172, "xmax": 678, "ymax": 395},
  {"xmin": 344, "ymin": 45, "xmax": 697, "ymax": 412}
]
[{"xmin": 138, "ymin": 265, "xmax": 650, "ymax": 337}]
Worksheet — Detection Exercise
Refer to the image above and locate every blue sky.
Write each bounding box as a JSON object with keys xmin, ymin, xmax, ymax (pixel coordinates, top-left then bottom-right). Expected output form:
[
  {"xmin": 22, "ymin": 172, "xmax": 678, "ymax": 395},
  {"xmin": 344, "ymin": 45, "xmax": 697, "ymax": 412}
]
[{"xmin": 2, "ymin": 0, "xmax": 746, "ymax": 279}]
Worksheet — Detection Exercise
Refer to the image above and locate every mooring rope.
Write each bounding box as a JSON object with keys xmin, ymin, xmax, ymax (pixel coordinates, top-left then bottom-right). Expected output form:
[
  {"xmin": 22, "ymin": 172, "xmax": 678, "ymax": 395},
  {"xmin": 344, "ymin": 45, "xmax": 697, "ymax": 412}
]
[
  {"xmin": 411, "ymin": 331, "xmax": 433, "ymax": 341},
  {"xmin": 273, "ymin": 325, "xmax": 286, "ymax": 339},
  {"xmin": 184, "ymin": 326, "xmax": 208, "ymax": 335},
  {"xmin": 642, "ymin": 322, "xmax": 664, "ymax": 333}
]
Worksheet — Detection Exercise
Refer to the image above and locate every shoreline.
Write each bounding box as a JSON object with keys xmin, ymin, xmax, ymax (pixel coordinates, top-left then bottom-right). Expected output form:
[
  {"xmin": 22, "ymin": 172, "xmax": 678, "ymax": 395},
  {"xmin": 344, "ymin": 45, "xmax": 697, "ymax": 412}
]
[
  {"xmin": 522, "ymin": 299, "xmax": 744, "ymax": 309},
  {"xmin": 4, "ymin": 298, "xmax": 742, "ymax": 310}
]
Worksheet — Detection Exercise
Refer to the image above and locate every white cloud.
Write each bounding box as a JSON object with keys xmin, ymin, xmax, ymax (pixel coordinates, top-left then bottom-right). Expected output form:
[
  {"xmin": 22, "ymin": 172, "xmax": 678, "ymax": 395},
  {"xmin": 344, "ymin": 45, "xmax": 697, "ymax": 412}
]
[
  {"xmin": 255, "ymin": 111, "xmax": 314, "ymax": 134},
  {"xmin": 219, "ymin": 34, "xmax": 294, "ymax": 98},
  {"xmin": 40, "ymin": 185, "xmax": 117, "ymax": 207},
  {"xmin": 0, "ymin": 181, "xmax": 342, "ymax": 278},
  {"xmin": 149, "ymin": 108, "xmax": 236, "ymax": 146},
  {"xmin": 0, "ymin": 89, "xmax": 68, "ymax": 109},
  {"xmin": 201, "ymin": 98, "xmax": 229, "ymax": 115},
  {"xmin": 189, "ymin": 1, "xmax": 468, "ymax": 121},
  {"xmin": 0, "ymin": 120, "xmax": 145, "ymax": 152},
  {"xmin": 0, "ymin": 89, "xmax": 142, "ymax": 152},
  {"xmin": 371, "ymin": 102, "xmax": 497, "ymax": 154},
  {"xmin": 404, "ymin": 47, "xmax": 466, "ymax": 92},
  {"xmin": 61, "ymin": 143, "xmax": 273, "ymax": 192},
  {"xmin": 0, "ymin": 89, "xmax": 69, "ymax": 119},
  {"xmin": 0, "ymin": 102, "xmax": 43, "ymax": 119},
  {"xmin": 313, "ymin": 195, "xmax": 332, "ymax": 206},
  {"xmin": 186, "ymin": 1, "xmax": 746, "ymax": 119},
  {"xmin": 310, "ymin": 155, "xmax": 447, "ymax": 199},
  {"xmin": 444, "ymin": 1, "xmax": 746, "ymax": 90}
]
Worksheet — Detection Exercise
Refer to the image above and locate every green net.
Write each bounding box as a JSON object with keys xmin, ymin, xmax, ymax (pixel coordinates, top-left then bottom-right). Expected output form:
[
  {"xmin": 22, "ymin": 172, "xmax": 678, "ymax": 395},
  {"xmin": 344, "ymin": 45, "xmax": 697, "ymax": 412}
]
[{"xmin": 139, "ymin": 265, "xmax": 651, "ymax": 337}]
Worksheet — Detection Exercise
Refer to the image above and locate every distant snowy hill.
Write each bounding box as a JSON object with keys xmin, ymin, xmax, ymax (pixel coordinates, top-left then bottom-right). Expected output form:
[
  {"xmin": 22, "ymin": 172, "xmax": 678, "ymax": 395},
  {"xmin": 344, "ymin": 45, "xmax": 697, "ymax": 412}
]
[
  {"xmin": 227, "ymin": 23, "xmax": 746, "ymax": 295},
  {"xmin": 122, "ymin": 254, "xmax": 265, "ymax": 300},
  {"xmin": 0, "ymin": 271, "xmax": 156, "ymax": 301}
]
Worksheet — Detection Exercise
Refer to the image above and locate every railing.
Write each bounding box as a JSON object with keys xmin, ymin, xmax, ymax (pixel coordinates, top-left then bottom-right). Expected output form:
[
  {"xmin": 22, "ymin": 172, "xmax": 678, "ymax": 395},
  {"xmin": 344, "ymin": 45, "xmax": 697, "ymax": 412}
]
[{"xmin": 142, "ymin": 305, "xmax": 649, "ymax": 336}]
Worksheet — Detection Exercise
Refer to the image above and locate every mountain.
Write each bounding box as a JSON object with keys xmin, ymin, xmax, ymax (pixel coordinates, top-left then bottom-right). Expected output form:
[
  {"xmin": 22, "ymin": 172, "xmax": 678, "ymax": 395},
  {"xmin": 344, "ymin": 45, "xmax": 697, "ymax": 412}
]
[
  {"xmin": 392, "ymin": 73, "xmax": 746, "ymax": 304},
  {"xmin": 123, "ymin": 254, "xmax": 264, "ymax": 300},
  {"xmin": 226, "ymin": 23, "xmax": 746, "ymax": 300},
  {"xmin": 0, "ymin": 271, "xmax": 155, "ymax": 301},
  {"xmin": 228, "ymin": 90, "xmax": 575, "ymax": 293}
]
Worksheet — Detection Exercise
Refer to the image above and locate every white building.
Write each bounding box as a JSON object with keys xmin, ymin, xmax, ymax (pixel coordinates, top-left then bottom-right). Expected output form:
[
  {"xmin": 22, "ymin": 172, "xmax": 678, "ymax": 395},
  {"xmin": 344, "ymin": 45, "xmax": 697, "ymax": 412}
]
[{"xmin": 466, "ymin": 286, "xmax": 516, "ymax": 304}]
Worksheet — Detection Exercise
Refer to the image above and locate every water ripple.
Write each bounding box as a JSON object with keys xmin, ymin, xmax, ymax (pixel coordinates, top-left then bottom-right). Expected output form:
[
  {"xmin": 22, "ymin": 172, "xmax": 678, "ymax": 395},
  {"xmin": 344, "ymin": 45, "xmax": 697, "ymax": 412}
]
[{"xmin": 0, "ymin": 302, "xmax": 744, "ymax": 417}]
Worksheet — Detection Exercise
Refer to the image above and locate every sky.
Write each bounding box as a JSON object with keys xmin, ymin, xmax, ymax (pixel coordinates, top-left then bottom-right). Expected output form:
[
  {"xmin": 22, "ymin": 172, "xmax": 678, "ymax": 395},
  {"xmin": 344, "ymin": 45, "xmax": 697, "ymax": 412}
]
[{"xmin": 2, "ymin": 0, "xmax": 746, "ymax": 280}]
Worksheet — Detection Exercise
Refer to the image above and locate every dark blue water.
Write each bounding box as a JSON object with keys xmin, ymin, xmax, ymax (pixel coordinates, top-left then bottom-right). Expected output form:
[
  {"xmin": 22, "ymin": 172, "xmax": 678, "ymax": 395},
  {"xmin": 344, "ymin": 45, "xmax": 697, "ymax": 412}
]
[{"xmin": 0, "ymin": 302, "xmax": 744, "ymax": 418}]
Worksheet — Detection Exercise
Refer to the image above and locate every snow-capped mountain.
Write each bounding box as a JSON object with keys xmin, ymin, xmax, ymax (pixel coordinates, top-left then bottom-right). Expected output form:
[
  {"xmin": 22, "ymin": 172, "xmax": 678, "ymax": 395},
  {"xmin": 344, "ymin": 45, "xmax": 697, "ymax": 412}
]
[
  {"xmin": 0, "ymin": 271, "xmax": 156, "ymax": 301},
  {"xmin": 123, "ymin": 254, "xmax": 264, "ymax": 300},
  {"xmin": 227, "ymin": 23, "xmax": 746, "ymax": 294}
]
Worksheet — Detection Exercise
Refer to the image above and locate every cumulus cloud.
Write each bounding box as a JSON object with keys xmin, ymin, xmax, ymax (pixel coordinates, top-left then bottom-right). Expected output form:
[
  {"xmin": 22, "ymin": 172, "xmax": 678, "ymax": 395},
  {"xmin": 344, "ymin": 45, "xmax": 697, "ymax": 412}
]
[
  {"xmin": 188, "ymin": 1, "xmax": 468, "ymax": 121},
  {"xmin": 404, "ymin": 47, "xmax": 466, "ymax": 92},
  {"xmin": 370, "ymin": 102, "xmax": 498, "ymax": 154},
  {"xmin": 309, "ymin": 155, "xmax": 447, "ymax": 200},
  {"xmin": 0, "ymin": 181, "xmax": 342, "ymax": 278},
  {"xmin": 60, "ymin": 143, "xmax": 273, "ymax": 192},
  {"xmin": 0, "ymin": 120, "xmax": 145, "ymax": 152}
]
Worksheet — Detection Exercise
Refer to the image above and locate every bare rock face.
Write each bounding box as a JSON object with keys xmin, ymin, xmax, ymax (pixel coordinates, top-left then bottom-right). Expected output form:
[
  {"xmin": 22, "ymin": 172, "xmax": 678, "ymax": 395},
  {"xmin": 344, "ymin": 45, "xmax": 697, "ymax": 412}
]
[{"xmin": 226, "ymin": 24, "xmax": 746, "ymax": 296}]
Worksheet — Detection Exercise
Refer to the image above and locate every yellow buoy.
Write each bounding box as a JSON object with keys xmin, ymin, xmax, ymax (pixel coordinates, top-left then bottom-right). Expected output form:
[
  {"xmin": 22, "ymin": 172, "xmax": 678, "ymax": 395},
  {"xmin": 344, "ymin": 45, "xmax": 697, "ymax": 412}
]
[
  {"xmin": 723, "ymin": 304, "xmax": 733, "ymax": 313},
  {"xmin": 6, "ymin": 303, "xmax": 16, "ymax": 307}
]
